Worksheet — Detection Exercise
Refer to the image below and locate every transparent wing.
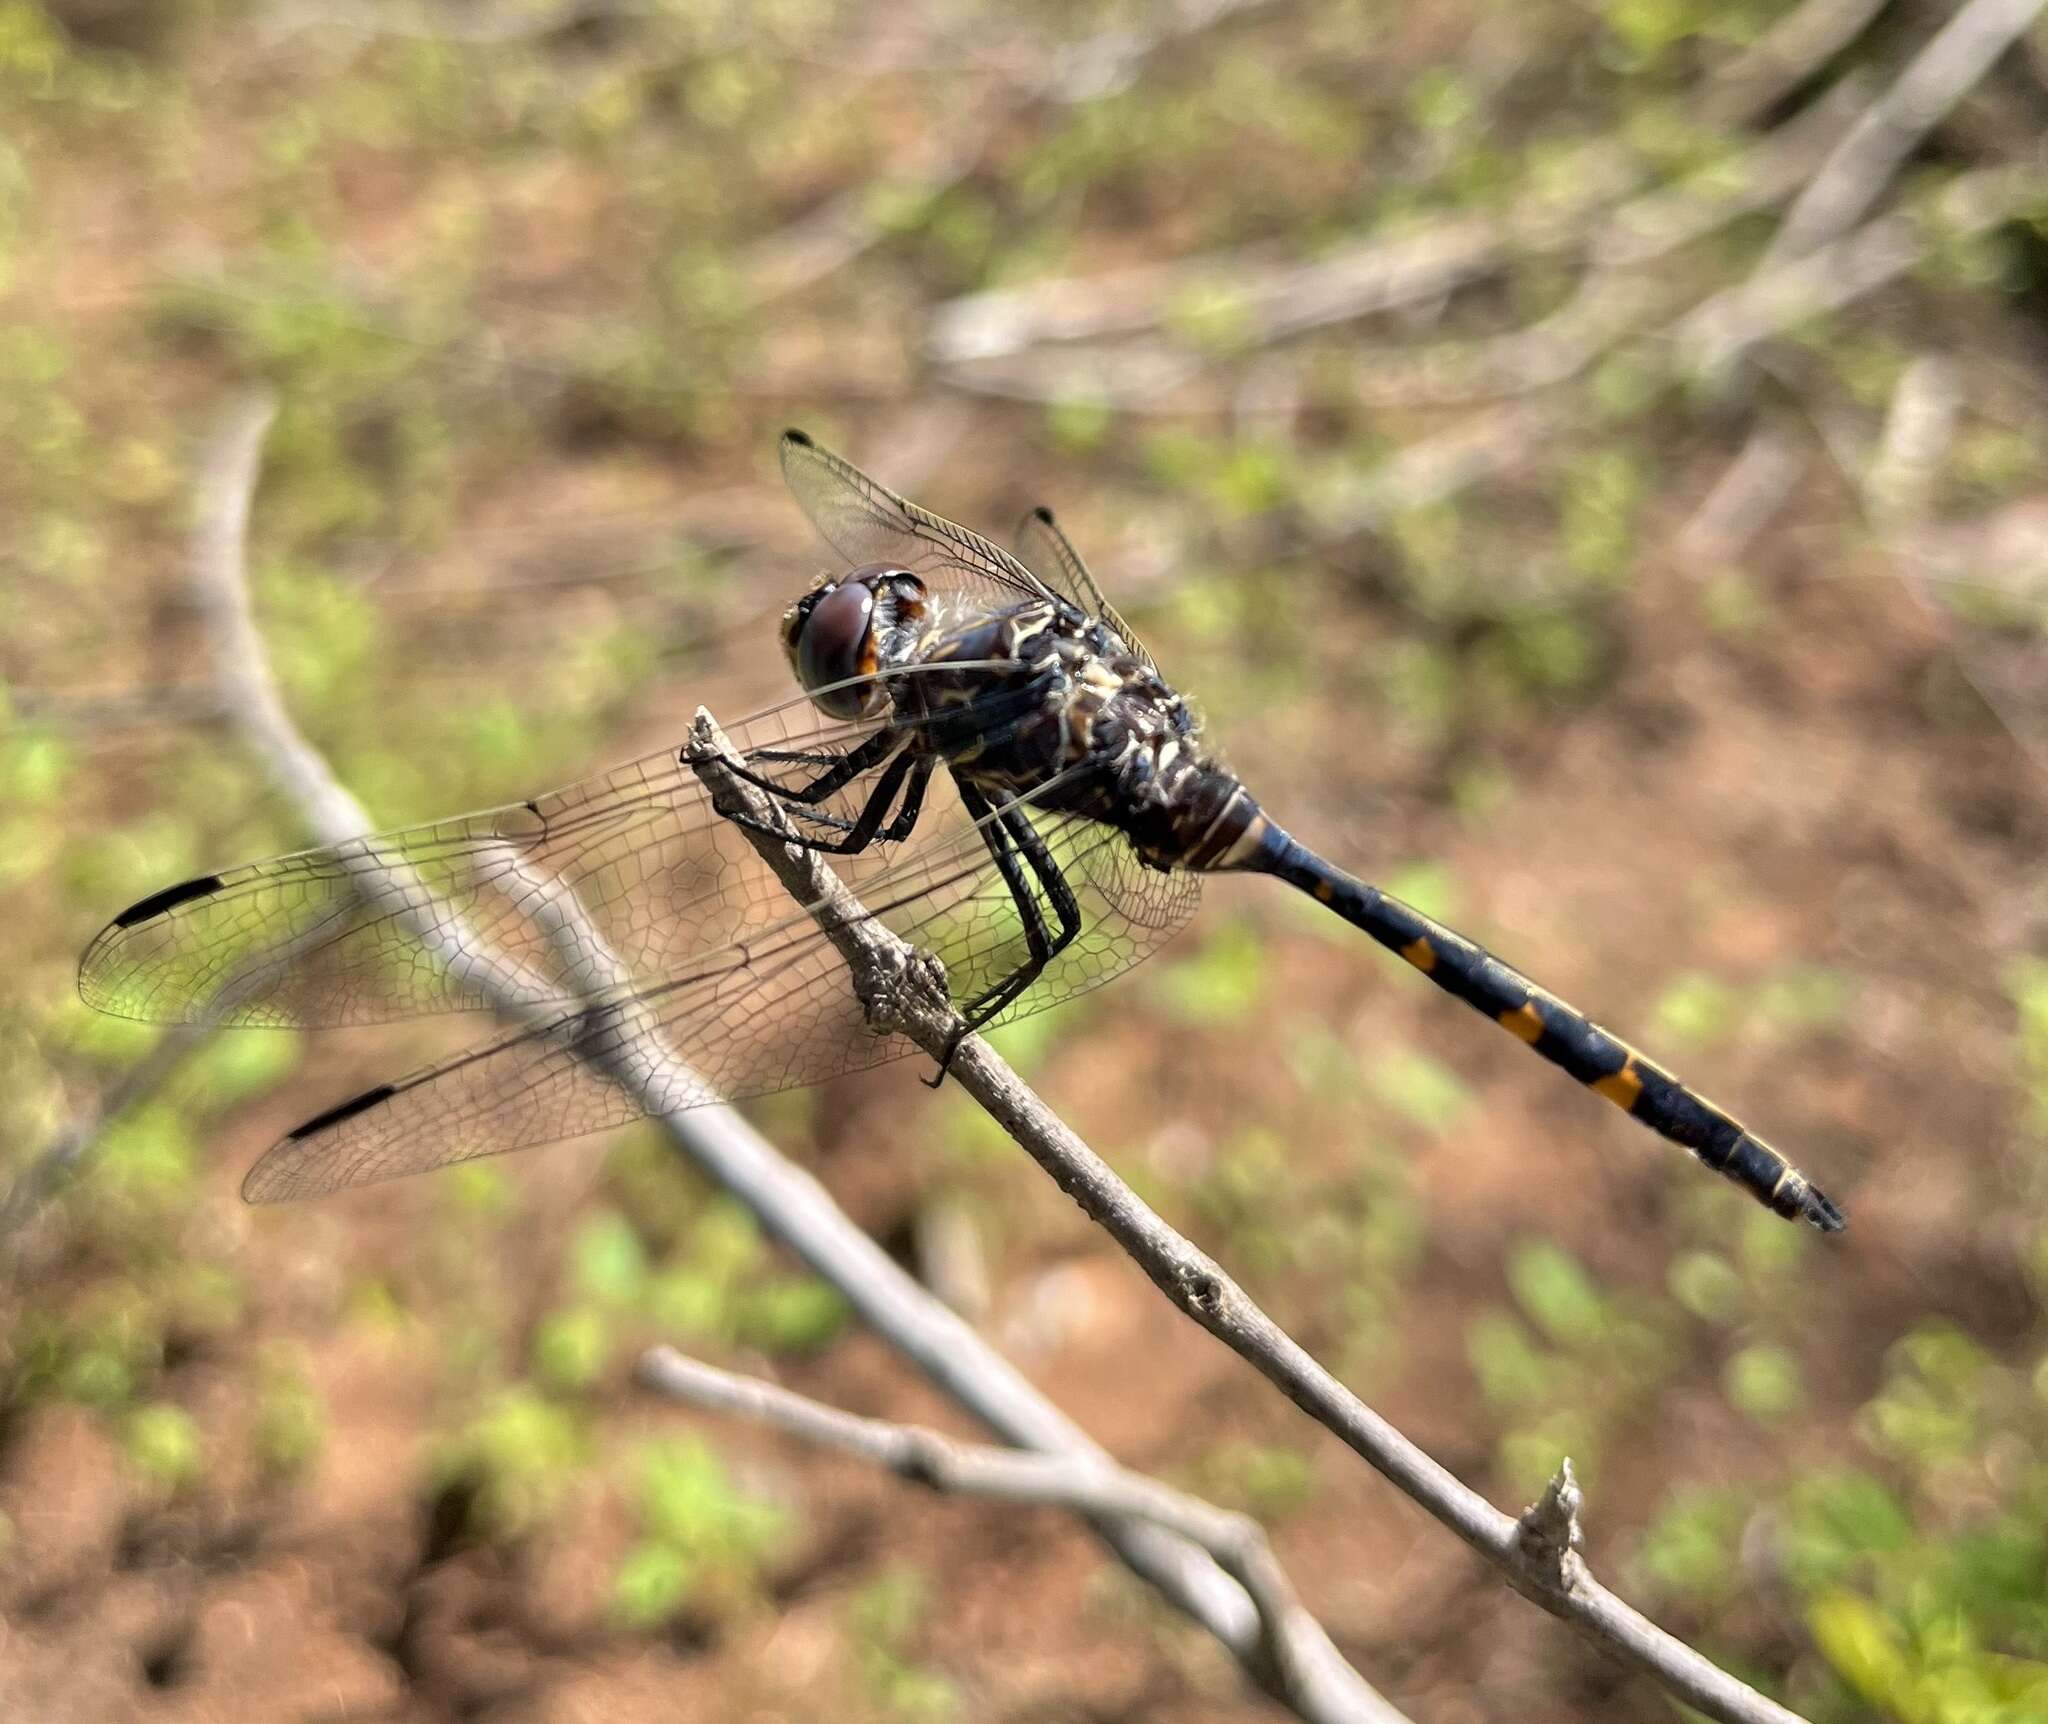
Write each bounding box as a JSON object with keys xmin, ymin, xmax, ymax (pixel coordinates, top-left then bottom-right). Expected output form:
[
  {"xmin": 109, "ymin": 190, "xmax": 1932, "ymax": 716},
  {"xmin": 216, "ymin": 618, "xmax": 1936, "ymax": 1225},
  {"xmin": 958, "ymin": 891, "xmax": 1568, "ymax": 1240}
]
[
  {"xmin": 79, "ymin": 672, "xmax": 1002, "ymax": 1030},
  {"xmin": 1013, "ymin": 504, "xmax": 1153, "ymax": 670},
  {"xmin": 240, "ymin": 790, "xmax": 1200, "ymax": 1201},
  {"xmin": 780, "ymin": 430, "xmax": 1062, "ymax": 611}
]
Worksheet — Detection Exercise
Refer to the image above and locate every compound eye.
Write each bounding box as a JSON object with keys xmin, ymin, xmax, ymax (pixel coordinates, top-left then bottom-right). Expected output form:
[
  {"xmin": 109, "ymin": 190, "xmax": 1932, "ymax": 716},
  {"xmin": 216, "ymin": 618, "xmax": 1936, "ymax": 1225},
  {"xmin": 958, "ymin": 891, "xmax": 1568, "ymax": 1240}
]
[{"xmin": 797, "ymin": 581, "xmax": 877, "ymax": 717}]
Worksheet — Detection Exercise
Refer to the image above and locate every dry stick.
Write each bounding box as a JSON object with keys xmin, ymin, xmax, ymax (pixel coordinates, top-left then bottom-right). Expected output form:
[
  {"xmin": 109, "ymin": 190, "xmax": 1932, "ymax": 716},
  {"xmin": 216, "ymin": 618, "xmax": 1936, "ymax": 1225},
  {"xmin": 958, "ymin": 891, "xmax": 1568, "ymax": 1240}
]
[
  {"xmin": 1762, "ymin": 0, "xmax": 2047, "ymax": 266},
  {"xmin": 1303, "ymin": 163, "xmax": 2037, "ymax": 539},
  {"xmin": 1676, "ymin": 421, "xmax": 1809, "ymax": 574},
  {"xmin": 637, "ymin": 1347, "xmax": 1342, "ymax": 1708},
  {"xmin": 1702, "ymin": 0, "xmax": 1890, "ymax": 127},
  {"xmin": 1850, "ymin": 359, "xmax": 2048, "ymax": 778},
  {"xmin": 0, "ymin": 1027, "xmax": 211, "ymax": 1250},
  {"xmin": 743, "ymin": 0, "xmax": 1275, "ymax": 303},
  {"xmin": 686, "ymin": 713, "xmax": 1813, "ymax": 1724},
  {"xmin": 180, "ymin": 391, "xmax": 1397, "ymax": 1724},
  {"xmin": 1676, "ymin": 163, "xmax": 2038, "ymax": 378},
  {"xmin": 927, "ymin": 73, "xmax": 1859, "ymax": 386}
]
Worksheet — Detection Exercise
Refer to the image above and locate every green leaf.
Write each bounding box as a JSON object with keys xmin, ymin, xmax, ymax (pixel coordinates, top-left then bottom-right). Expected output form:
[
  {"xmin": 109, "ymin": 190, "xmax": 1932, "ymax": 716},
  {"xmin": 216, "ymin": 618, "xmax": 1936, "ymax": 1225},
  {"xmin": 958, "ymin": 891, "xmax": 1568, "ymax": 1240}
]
[
  {"xmin": 532, "ymin": 1308, "xmax": 611, "ymax": 1392},
  {"xmin": 123, "ymin": 1403, "xmax": 203, "ymax": 1493},
  {"xmin": 613, "ymin": 1538, "xmax": 695, "ymax": 1627},
  {"xmin": 1668, "ymin": 1250, "xmax": 1743, "ymax": 1324},
  {"xmin": 1724, "ymin": 1345, "xmax": 1804, "ymax": 1423},
  {"xmin": 1366, "ymin": 1048, "xmax": 1469, "ymax": 1134},
  {"xmin": 1807, "ymin": 1589, "xmax": 1919, "ymax": 1716},
  {"xmin": 571, "ymin": 1210, "xmax": 649, "ymax": 1307},
  {"xmin": 1507, "ymin": 1241, "xmax": 1609, "ymax": 1348},
  {"xmin": 734, "ymin": 1279, "xmax": 848, "ymax": 1354}
]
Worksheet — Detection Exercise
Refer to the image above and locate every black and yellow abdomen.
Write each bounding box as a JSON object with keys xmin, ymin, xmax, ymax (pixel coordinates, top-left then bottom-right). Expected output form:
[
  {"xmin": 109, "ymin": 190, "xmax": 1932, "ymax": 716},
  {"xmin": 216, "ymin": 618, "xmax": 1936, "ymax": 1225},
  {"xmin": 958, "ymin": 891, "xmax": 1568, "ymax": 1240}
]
[{"xmin": 1245, "ymin": 823, "xmax": 1843, "ymax": 1231}]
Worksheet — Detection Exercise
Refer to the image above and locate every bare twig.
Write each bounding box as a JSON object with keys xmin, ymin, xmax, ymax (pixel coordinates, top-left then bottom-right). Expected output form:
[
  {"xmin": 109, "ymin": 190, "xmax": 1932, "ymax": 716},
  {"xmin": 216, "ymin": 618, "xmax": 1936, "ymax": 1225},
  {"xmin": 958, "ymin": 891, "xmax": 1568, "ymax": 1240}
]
[
  {"xmin": 685, "ymin": 716, "xmax": 1814, "ymax": 1724},
  {"xmin": 1301, "ymin": 400, "xmax": 1569, "ymax": 539},
  {"xmin": 1674, "ymin": 164, "xmax": 2036, "ymax": 380},
  {"xmin": 1678, "ymin": 422, "xmax": 1808, "ymax": 573},
  {"xmin": 176, "ymin": 391, "xmax": 1395, "ymax": 1723},
  {"xmin": 927, "ymin": 77, "xmax": 1860, "ymax": 386},
  {"xmin": 637, "ymin": 1347, "xmax": 1399, "ymax": 1721},
  {"xmin": 1867, "ymin": 353, "xmax": 1966, "ymax": 531},
  {"xmin": 1762, "ymin": 0, "xmax": 2046, "ymax": 265},
  {"xmin": 1846, "ymin": 357, "xmax": 2048, "ymax": 778},
  {"xmin": 1703, "ymin": 0, "xmax": 1889, "ymax": 127},
  {"xmin": 744, "ymin": 0, "xmax": 1274, "ymax": 304},
  {"xmin": 0, "ymin": 1028, "xmax": 211, "ymax": 1249}
]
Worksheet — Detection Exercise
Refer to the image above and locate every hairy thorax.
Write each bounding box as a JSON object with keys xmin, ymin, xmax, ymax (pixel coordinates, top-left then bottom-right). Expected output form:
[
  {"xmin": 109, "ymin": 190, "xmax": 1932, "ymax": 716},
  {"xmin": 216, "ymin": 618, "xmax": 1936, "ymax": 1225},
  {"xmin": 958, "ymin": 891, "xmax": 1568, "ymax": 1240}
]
[{"xmin": 903, "ymin": 598, "xmax": 1260, "ymax": 871}]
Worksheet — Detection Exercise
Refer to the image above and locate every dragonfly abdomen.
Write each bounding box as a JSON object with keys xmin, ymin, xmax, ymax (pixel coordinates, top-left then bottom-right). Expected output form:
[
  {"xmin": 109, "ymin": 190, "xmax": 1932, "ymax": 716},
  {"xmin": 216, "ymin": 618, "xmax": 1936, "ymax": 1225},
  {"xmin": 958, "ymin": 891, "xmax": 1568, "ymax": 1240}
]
[{"xmin": 1248, "ymin": 824, "xmax": 1844, "ymax": 1232}]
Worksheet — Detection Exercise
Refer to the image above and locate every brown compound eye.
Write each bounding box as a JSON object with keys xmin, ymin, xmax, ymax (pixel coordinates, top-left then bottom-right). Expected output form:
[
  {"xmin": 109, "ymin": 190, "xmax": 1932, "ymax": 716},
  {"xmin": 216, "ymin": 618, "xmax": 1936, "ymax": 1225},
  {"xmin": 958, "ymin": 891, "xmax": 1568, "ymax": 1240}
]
[{"xmin": 795, "ymin": 580, "xmax": 878, "ymax": 718}]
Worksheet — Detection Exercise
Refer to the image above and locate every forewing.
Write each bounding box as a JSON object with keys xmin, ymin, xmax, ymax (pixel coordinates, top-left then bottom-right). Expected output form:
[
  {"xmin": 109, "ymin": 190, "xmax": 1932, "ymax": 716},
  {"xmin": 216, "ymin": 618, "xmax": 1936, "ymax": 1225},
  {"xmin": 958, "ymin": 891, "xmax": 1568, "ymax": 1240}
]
[
  {"xmin": 1013, "ymin": 504, "xmax": 1153, "ymax": 670},
  {"xmin": 241, "ymin": 791, "xmax": 1200, "ymax": 1201},
  {"xmin": 780, "ymin": 430, "xmax": 1056, "ymax": 610},
  {"xmin": 79, "ymin": 696, "xmax": 925, "ymax": 1029}
]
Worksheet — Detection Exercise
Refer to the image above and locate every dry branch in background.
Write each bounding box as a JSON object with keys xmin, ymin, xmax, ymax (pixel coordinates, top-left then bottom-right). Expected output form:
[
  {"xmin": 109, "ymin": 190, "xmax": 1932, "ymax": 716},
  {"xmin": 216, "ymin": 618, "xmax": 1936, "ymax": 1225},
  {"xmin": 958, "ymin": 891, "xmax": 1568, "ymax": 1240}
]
[
  {"xmin": 146, "ymin": 391, "xmax": 1404, "ymax": 1724},
  {"xmin": 742, "ymin": 0, "xmax": 1274, "ymax": 302},
  {"xmin": 1760, "ymin": 0, "xmax": 2046, "ymax": 266},
  {"xmin": 683, "ymin": 716, "xmax": 1813, "ymax": 1724},
  {"xmin": 0, "ymin": 1027, "xmax": 210, "ymax": 1251},
  {"xmin": 636, "ymin": 1346, "xmax": 1375, "ymax": 1717},
  {"xmin": 923, "ymin": 67, "xmax": 1863, "ymax": 398},
  {"xmin": 1702, "ymin": 0, "xmax": 1890, "ymax": 125}
]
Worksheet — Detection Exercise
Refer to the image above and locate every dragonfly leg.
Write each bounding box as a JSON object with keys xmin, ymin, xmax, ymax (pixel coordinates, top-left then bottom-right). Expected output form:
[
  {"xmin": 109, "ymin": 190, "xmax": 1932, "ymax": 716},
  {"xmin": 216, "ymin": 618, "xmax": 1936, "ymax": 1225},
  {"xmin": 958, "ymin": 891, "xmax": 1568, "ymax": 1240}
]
[
  {"xmin": 926, "ymin": 792, "xmax": 1082, "ymax": 1084},
  {"xmin": 719, "ymin": 749, "xmax": 930, "ymax": 857},
  {"xmin": 691, "ymin": 727, "xmax": 900, "ymax": 805}
]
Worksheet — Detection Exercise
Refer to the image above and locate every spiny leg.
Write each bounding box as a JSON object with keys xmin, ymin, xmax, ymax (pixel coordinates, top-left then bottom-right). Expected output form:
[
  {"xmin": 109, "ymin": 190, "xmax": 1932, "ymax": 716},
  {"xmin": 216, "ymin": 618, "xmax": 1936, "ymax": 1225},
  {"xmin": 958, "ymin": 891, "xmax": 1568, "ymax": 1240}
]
[
  {"xmin": 685, "ymin": 726, "xmax": 900, "ymax": 806},
  {"xmin": 719, "ymin": 747, "xmax": 926, "ymax": 857},
  {"xmin": 921, "ymin": 785, "xmax": 1057, "ymax": 1087},
  {"xmin": 929, "ymin": 792, "xmax": 1084, "ymax": 1083}
]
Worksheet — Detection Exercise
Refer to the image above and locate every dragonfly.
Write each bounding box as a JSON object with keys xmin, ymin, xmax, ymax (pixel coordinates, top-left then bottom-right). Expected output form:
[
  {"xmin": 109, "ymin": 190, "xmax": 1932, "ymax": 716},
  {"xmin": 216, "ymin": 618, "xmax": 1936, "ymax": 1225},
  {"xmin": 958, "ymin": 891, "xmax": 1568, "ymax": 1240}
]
[{"xmin": 80, "ymin": 431, "xmax": 1844, "ymax": 1230}]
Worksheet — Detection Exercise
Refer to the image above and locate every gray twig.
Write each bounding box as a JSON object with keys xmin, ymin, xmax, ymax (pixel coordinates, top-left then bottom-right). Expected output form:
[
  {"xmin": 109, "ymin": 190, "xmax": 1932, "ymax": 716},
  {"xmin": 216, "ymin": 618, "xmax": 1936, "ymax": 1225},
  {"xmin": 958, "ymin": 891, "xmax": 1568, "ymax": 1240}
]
[
  {"xmin": 1703, "ymin": 0, "xmax": 1889, "ymax": 127},
  {"xmin": 636, "ymin": 1347, "xmax": 1393, "ymax": 1720},
  {"xmin": 170, "ymin": 390, "xmax": 1396, "ymax": 1723},
  {"xmin": 743, "ymin": 0, "xmax": 1275, "ymax": 304},
  {"xmin": 0, "ymin": 1027, "xmax": 210, "ymax": 1250},
  {"xmin": 926, "ymin": 77, "xmax": 1859, "ymax": 389},
  {"xmin": 1677, "ymin": 164, "xmax": 2036, "ymax": 378},
  {"xmin": 1762, "ymin": 0, "xmax": 2046, "ymax": 266},
  {"xmin": 1678, "ymin": 422, "xmax": 1808, "ymax": 573},
  {"xmin": 686, "ymin": 716, "xmax": 1815, "ymax": 1724}
]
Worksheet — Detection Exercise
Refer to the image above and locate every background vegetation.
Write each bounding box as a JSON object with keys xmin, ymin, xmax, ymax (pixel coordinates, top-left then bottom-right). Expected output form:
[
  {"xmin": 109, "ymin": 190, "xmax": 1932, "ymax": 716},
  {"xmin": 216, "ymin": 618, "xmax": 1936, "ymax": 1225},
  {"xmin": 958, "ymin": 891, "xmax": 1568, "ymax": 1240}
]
[{"xmin": 4, "ymin": 0, "xmax": 2048, "ymax": 1718}]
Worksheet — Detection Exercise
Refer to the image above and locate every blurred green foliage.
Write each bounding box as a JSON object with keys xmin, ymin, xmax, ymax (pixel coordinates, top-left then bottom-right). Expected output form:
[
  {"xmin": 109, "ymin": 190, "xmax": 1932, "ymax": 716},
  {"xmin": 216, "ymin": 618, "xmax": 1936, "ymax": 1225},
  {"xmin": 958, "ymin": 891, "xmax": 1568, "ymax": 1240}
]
[
  {"xmin": 3, "ymin": 0, "xmax": 2045, "ymax": 1715},
  {"xmin": 612, "ymin": 1435, "xmax": 786, "ymax": 1628},
  {"xmin": 1636, "ymin": 1322, "xmax": 2048, "ymax": 1723},
  {"xmin": 847, "ymin": 1567, "xmax": 960, "ymax": 1722}
]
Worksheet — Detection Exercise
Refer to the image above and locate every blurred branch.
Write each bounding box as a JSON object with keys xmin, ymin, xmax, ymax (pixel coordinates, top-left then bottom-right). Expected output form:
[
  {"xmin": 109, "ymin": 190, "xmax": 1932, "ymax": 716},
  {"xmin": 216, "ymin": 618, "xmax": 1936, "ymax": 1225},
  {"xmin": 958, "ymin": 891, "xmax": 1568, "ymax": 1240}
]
[
  {"xmin": 1301, "ymin": 400, "xmax": 1568, "ymax": 538},
  {"xmin": 1702, "ymin": 0, "xmax": 1889, "ymax": 126},
  {"xmin": 1676, "ymin": 163, "xmax": 2037, "ymax": 378},
  {"xmin": 1867, "ymin": 353, "xmax": 1966, "ymax": 532},
  {"xmin": 1848, "ymin": 357, "xmax": 2048, "ymax": 776},
  {"xmin": 259, "ymin": 0, "xmax": 670, "ymax": 47},
  {"xmin": 1761, "ymin": 0, "xmax": 2046, "ymax": 266},
  {"xmin": 744, "ymin": 0, "xmax": 1275, "ymax": 303},
  {"xmin": 0, "ymin": 1027, "xmax": 210, "ymax": 1252},
  {"xmin": 636, "ymin": 1346, "xmax": 1398, "ymax": 1722},
  {"xmin": 685, "ymin": 715, "xmax": 1814, "ymax": 1724},
  {"xmin": 1678, "ymin": 421, "xmax": 1808, "ymax": 573},
  {"xmin": 927, "ymin": 75, "xmax": 1860, "ymax": 386},
  {"xmin": 169, "ymin": 390, "xmax": 1385, "ymax": 1724}
]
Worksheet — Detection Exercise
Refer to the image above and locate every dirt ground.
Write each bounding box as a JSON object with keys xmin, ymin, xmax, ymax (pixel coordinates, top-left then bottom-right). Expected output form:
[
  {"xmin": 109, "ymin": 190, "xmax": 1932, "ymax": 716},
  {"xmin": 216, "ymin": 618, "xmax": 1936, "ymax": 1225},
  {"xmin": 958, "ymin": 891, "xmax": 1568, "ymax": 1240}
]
[{"xmin": 7, "ymin": 4, "xmax": 2048, "ymax": 1722}]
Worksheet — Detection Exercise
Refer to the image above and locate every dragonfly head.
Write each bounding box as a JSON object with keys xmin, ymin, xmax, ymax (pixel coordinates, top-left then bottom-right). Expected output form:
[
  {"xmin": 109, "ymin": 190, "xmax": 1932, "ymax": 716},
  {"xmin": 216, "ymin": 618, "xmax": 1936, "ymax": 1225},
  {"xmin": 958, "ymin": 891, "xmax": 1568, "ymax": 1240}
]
[{"xmin": 782, "ymin": 563, "xmax": 929, "ymax": 720}]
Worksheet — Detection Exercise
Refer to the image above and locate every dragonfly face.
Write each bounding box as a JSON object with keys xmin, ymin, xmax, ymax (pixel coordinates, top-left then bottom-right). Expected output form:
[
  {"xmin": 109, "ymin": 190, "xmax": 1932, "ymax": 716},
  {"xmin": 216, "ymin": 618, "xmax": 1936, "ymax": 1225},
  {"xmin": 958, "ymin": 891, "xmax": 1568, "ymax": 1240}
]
[{"xmin": 781, "ymin": 561, "xmax": 930, "ymax": 720}]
